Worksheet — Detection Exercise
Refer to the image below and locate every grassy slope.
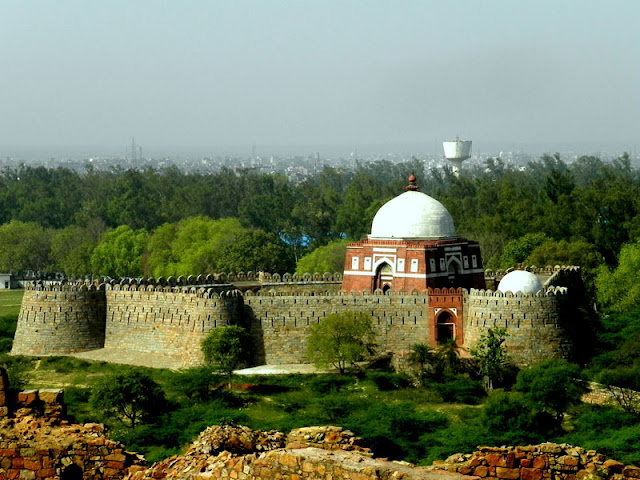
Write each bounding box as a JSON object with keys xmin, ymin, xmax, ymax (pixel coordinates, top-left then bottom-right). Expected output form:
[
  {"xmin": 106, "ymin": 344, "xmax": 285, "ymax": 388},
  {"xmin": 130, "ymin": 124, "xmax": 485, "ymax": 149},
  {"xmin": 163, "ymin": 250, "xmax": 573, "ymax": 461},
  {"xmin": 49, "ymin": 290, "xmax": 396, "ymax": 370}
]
[{"xmin": 0, "ymin": 290, "xmax": 23, "ymax": 317}]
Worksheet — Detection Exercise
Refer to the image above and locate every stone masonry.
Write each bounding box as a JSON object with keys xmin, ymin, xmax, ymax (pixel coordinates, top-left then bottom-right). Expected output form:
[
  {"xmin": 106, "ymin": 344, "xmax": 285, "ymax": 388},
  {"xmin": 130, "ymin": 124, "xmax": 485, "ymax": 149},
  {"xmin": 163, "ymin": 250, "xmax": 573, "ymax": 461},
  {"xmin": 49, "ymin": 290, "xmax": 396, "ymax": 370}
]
[
  {"xmin": 434, "ymin": 443, "xmax": 640, "ymax": 480},
  {"xmin": 0, "ymin": 367, "xmax": 146, "ymax": 480},
  {"xmin": 12, "ymin": 268, "xmax": 582, "ymax": 369}
]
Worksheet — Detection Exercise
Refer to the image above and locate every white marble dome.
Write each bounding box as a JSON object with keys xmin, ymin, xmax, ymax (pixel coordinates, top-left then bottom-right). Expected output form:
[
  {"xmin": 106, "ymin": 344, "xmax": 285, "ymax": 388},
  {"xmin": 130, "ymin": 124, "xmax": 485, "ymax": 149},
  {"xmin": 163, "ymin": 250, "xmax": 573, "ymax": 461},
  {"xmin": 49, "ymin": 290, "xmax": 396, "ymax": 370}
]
[
  {"xmin": 497, "ymin": 270, "xmax": 543, "ymax": 295},
  {"xmin": 369, "ymin": 190, "xmax": 457, "ymax": 239}
]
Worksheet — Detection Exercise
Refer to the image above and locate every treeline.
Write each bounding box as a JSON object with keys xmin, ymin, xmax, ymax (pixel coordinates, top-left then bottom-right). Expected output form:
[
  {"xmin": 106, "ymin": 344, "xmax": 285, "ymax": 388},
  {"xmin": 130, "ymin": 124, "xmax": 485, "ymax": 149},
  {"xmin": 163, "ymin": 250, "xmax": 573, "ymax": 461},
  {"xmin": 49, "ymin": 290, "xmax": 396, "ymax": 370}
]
[{"xmin": 1, "ymin": 154, "xmax": 640, "ymax": 280}]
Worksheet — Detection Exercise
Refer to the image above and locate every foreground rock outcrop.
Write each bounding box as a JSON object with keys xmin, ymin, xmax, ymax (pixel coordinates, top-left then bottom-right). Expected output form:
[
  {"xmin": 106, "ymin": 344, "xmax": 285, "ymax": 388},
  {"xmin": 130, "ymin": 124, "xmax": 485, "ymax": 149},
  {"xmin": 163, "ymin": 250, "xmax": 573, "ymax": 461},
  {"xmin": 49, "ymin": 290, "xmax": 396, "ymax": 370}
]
[
  {"xmin": 434, "ymin": 444, "xmax": 640, "ymax": 480},
  {"xmin": 125, "ymin": 425, "xmax": 459, "ymax": 480},
  {"xmin": 0, "ymin": 368, "xmax": 145, "ymax": 480}
]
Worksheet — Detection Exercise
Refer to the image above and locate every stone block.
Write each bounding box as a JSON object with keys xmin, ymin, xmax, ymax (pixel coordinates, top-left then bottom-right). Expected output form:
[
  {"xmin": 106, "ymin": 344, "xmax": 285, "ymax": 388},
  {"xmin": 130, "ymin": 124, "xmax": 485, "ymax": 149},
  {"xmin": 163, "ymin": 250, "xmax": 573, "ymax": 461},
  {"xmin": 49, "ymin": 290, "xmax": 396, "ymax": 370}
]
[
  {"xmin": 533, "ymin": 456, "xmax": 547, "ymax": 469},
  {"xmin": 38, "ymin": 389, "xmax": 63, "ymax": 405},
  {"xmin": 17, "ymin": 390, "xmax": 38, "ymax": 406},
  {"xmin": 521, "ymin": 468, "xmax": 543, "ymax": 480},
  {"xmin": 623, "ymin": 466, "xmax": 640, "ymax": 478},
  {"xmin": 486, "ymin": 454, "xmax": 507, "ymax": 467},
  {"xmin": 24, "ymin": 459, "xmax": 41, "ymax": 471},
  {"xmin": 0, "ymin": 367, "xmax": 9, "ymax": 390},
  {"xmin": 603, "ymin": 460, "xmax": 624, "ymax": 473},
  {"xmin": 496, "ymin": 467, "xmax": 520, "ymax": 479},
  {"xmin": 36, "ymin": 469, "xmax": 56, "ymax": 478},
  {"xmin": 474, "ymin": 465, "xmax": 489, "ymax": 477}
]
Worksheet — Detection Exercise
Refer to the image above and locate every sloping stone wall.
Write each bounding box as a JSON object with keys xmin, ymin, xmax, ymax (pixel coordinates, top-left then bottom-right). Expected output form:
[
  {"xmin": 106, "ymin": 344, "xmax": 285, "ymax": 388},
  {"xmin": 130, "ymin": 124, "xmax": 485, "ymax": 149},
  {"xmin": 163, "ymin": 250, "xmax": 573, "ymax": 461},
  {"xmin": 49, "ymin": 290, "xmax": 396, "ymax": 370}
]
[
  {"xmin": 244, "ymin": 291, "xmax": 429, "ymax": 364},
  {"xmin": 435, "ymin": 443, "xmax": 640, "ymax": 480},
  {"xmin": 104, "ymin": 285, "xmax": 243, "ymax": 367},
  {"xmin": 463, "ymin": 288, "xmax": 573, "ymax": 366},
  {"xmin": 12, "ymin": 285, "xmax": 106, "ymax": 356}
]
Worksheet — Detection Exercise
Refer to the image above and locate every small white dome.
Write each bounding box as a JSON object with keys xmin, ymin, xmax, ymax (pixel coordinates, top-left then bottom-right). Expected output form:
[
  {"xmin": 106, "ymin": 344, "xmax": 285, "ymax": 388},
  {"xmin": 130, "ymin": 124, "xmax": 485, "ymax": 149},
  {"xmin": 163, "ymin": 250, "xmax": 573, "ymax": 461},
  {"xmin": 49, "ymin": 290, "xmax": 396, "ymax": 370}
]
[
  {"xmin": 498, "ymin": 270, "xmax": 543, "ymax": 295},
  {"xmin": 370, "ymin": 190, "xmax": 456, "ymax": 239}
]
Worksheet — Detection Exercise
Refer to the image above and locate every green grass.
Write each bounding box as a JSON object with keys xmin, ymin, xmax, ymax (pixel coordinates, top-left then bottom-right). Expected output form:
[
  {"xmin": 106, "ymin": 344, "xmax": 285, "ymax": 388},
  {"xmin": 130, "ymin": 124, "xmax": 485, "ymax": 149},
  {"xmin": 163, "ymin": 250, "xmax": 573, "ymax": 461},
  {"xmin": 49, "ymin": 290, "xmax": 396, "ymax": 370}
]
[{"xmin": 0, "ymin": 290, "xmax": 24, "ymax": 317}]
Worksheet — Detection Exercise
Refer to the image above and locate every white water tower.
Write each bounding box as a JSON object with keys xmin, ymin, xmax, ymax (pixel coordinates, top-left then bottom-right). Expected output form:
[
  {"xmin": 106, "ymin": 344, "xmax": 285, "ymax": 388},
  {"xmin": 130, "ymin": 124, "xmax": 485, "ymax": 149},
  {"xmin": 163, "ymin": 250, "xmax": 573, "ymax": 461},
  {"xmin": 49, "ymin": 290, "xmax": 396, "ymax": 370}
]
[{"xmin": 443, "ymin": 137, "xmax": 472, "ymax": 174}]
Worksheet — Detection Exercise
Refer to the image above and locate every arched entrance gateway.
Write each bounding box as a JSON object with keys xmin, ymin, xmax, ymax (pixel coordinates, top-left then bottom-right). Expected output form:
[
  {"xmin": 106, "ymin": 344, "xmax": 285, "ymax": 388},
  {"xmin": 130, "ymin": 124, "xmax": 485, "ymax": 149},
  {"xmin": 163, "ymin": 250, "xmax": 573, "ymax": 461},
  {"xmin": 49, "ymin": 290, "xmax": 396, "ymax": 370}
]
[
  {"xmin": 436, "ymin": 310, "xmax": 455, "ymax": 344},
  {"xmin": 373, "ymin": 262, "xmax": 393, "ymax": 292}
]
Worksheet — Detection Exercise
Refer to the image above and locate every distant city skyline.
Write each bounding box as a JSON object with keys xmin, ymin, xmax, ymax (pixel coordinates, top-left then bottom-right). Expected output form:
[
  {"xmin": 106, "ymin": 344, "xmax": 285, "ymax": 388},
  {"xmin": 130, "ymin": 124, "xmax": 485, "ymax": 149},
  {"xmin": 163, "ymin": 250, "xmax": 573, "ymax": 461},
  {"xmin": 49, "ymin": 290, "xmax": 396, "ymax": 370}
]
[{"xmin": 1, "ymin": 1, "xmax": 638, "ymax": 149}]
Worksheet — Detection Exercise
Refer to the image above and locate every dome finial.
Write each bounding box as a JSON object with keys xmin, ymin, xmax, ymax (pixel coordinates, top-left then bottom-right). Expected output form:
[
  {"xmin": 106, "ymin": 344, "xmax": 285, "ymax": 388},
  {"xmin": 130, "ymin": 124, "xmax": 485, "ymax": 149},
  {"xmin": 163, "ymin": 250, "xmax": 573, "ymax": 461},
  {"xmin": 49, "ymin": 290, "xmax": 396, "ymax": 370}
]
[{"xmin": 407, "ymin": 173, "xmax": 419, "ymax": 191}]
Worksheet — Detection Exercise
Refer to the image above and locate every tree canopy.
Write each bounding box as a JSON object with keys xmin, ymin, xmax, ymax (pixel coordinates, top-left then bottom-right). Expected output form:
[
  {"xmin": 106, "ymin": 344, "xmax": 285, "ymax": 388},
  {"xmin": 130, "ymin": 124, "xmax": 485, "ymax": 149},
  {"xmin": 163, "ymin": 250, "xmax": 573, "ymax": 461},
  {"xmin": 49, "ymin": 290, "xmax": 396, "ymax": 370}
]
[
  {"xmin": 201, "ymin": 326, "xmax": 250, "ymax": 389},
  {"xmin": 89, "ymin": 370, "xmax": 167, "ymax": 429},
  {"xmin": 307, "ymin": 311, "xmax": 376, "ymax": 374}
]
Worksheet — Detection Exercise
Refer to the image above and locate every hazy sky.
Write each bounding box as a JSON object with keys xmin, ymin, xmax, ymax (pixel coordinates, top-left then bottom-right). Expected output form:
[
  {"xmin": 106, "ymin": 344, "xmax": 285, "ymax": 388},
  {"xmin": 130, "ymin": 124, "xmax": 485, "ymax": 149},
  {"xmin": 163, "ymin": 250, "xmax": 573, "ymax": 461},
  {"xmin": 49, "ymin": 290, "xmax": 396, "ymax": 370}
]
[{"xmin": 1, "ymin": 1, "xmax": 638, "ymax": 149}]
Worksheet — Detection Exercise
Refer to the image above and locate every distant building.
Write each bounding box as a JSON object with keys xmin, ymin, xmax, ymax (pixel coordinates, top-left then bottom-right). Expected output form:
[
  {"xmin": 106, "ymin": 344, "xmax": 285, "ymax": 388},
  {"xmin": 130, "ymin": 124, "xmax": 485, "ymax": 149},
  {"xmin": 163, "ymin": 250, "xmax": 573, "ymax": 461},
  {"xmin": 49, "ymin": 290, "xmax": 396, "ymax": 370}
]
[
  {"xmin": 342, "ymin": 174, "xmax": 485, "ymax": 293},
  {"xmin": 0, "ymin": 274, "xmax": 16, "ymax": 290}
]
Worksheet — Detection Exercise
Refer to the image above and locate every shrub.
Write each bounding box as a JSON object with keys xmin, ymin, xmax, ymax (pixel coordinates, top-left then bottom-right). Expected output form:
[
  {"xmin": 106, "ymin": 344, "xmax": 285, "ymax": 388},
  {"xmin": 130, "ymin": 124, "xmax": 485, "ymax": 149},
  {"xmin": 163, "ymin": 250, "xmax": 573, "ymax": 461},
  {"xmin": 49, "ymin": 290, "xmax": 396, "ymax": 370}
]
[
  {"xmin": 428, "ymin": 374, "xmax": 485, "ymax": 404},
  {"xmin": 514, "ymin": 359, "xmax": 587, "ymax": 423},
  {"xmin": 308, "ymin": 375, "xmax": 353, "ymax": 394},
  {"xmin": 367, "ymin": 372, "xmax": 412, "ymax": 391}
]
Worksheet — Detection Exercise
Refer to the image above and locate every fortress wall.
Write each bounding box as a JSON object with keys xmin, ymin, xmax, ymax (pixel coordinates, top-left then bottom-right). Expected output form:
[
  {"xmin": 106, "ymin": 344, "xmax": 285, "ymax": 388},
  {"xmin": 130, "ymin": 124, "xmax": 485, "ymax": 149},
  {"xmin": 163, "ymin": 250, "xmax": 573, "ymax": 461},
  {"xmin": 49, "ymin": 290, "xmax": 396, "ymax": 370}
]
[
  {"xmin": 11, "ymin": 285, "xmax": 106, "ymax": 355},
  {"xmin": 104, "ymin": 285, "xmax": 243, "ymax": 366},
  {"xmin": 463, "ymin": 287, "xmax": 573, "ymax": 366},
  {"xmin": 257, "ymin": 282, "xmax": 343, "ymax": 295},
  {"xmin": 245, "ymin": 292, "xmax": 430, "ymax": 364}
]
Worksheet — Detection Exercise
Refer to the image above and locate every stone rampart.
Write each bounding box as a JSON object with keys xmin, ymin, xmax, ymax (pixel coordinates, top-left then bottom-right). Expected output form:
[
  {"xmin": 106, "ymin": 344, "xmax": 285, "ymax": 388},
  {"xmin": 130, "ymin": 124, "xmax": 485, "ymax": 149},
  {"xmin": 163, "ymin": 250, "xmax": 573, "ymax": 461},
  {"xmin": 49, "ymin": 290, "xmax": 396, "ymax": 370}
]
[
  {"xmin": 11, "ymin": 284, "xmax": 106, "ymax": 356},
  {"xmin": 244, "ymin": 290, "xmax": 429, "ymax": 365},
  {"xmin": 463, "ymin": 287, "xmax": 573, "ymax": 366},
  {"xmin": 104, "ymin": 284, "xmax": 244, "ymax": 367},
  {"xmin": 126, "ymin": 425, "xmax": 460, "ymax": 480},
  {"xmin": 435, "ymin": 443, "xmax": 639, "ymax": 480},
  {"xmin": 0, "ymin": 366, "xmax": 147, "ymax": 480}
]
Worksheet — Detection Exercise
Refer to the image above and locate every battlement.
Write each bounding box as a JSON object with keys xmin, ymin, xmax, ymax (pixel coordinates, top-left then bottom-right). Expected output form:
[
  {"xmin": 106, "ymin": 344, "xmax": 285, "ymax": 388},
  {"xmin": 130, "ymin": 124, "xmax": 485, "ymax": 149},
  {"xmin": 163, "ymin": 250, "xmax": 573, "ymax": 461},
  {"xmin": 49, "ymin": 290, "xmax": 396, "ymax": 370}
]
[
  {"xmin": 468, "ymin": 286, "xmax": 568, "ymax": 298},
  {"xmin": 12, "ymin": 266, "xmax": 582, "ymax": 368}
]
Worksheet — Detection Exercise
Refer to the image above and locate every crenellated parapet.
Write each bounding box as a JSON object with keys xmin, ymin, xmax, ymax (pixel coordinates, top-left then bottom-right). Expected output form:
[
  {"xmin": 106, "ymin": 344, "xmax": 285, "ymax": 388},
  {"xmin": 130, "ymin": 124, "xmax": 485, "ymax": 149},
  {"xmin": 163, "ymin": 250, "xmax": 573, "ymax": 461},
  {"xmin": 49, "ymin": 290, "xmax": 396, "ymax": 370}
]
[
  {"xmin": 12, "ymin": 282, "xmax": 107, "ymax": 356},
  {"xmin": 464, "ymin": 284, "xmax": 574, "ymax": 366}
]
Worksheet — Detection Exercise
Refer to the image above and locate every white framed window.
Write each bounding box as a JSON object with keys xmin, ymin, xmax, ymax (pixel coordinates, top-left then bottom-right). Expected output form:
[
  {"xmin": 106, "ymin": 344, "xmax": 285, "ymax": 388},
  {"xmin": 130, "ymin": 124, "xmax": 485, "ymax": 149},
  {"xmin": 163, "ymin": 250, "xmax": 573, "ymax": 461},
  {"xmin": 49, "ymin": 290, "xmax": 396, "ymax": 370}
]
[
  {"xmin": 463, "ymin": 256, "xmax": 469, "ymax": 269},
  {"xmin": 364, "ymin": 257, "xmax": 372, "ymax": 270},
  {"xmin": 472, "ymin": 255, "xmax": 478, "ymax": 268},
  {"xmin": 410, "ymin": 259, "xmax": 419, "ymax": 273},
  {"xmin": 429, "ymin": 258, "xmax": 436, "ymax": 272},
  {"xmin": 397, "ymin": 258, "xmax": 405, "ymax": 272},
  {"xmin": 439, "ymin": 258, "xmax": 446, "ymax": 271},
  {"xmin": 351, "ymin": 256, "xmax": 359, "ymax": 270}
]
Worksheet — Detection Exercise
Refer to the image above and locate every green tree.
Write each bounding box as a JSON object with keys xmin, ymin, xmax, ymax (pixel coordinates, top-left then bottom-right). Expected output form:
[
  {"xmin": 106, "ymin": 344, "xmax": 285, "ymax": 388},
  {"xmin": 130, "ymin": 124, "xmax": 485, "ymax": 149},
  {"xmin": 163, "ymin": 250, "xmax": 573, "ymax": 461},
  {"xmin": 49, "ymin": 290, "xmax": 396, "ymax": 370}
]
[
  {"xmin": 514, "ymin": 359, "xmax": 587, "ymax": 424},
  {"xmin": 295, "ymin": 239, "xmax": 349, "ymax": 275},
  {"xmin": 144, "ymin": 217, "xmax": 246, "ymax": 277},
  {"xmin": 90, "ymin": 225, "xmax": 148, "ymax": 277},
  {"xmin": 526, "ymin": 240, "xmax": 603, "ymax": 271},
  {"xmin": 407, "ymin": 343, "xmax": 437, "ymax": 381},
  {"xmin": 89, "ymin": 370, "xmax": 167, "ymax": 430},
  {"xmin": 307, "ymin": 311, "xmax": 375, "ymax": 374},
  {"xmin": 201, "ymin": 326, "xmax": 250, "ymax": 389},
  {"xmin": 217, "ymin": 229, "xmax": 295, "ymax": 274},
  {"xmin": 0, "ymin": 220, "xmax": 53, "ymax": 273},
  {"xmin": 436, "ymin": 339, "xmax": 462, "ymax": 377},
  {"xmin": 482, "ymin": 391, "xmax": 541, "ymax": 445},
  {"xmin": 51, "ymin": 223, "xmax": 105, "ymax": 277},
  {"xmin": 470, "ymin": 328, "xmax": 510, "ymax": 391},
  {"xmin": 595, "ymin": 240, "xmax": 640, "ymax": 312},
  {"xmin": 500, "ymin": 233, "xmax": 549, "ymax": 268},
  {"xmin": 171, "ymin": 366, "xmax": 223, "ymax": 402}
]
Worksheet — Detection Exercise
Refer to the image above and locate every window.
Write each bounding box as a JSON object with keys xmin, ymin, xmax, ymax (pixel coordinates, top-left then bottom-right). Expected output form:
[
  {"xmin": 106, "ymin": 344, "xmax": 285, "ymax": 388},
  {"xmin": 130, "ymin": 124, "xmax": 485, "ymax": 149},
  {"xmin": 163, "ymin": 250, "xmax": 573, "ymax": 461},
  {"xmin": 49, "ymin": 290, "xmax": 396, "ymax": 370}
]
[
  {"xmin": 364, "ymin": 257, "xmax": 372, "ymax": 270},
  {"xmin": 410, "ymin": 259, "xmax": 419, "ymax": 272},
  {"xmin": 397, "ymin": 259, "xmax": 405, "ymax": 272},
  {"xmin": 463, "ymin": 256, "xmax": 469, "ymax": 268},
  {"xmin": 351, "ymin": 256, "xmax": 359, "ymax": 270},
  {"xmin": 429, "ymin": 258, "xmax": 436, "ymax": 272},
  {"xmin": 472, "ymin": 255, "xmax": 478, "ymax": 268},
  {"xmin": 439, "ymin": 258, "xmax": 446, "ymax": 271}
]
